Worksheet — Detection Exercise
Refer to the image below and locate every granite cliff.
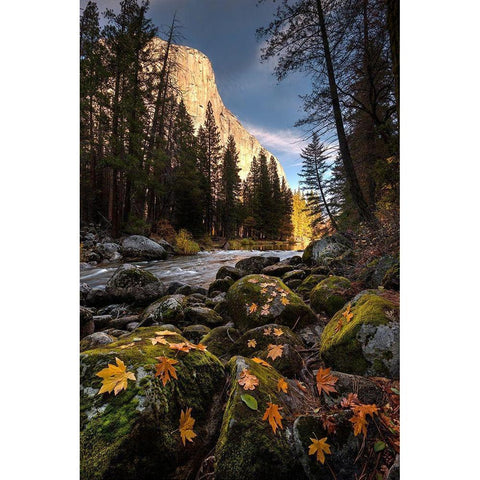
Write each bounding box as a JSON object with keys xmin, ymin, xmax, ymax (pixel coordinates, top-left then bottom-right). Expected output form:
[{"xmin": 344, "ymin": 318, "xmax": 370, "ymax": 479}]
[{"xmin": 150, "ymin": 37, "xmax": 287, "ymax": 183}]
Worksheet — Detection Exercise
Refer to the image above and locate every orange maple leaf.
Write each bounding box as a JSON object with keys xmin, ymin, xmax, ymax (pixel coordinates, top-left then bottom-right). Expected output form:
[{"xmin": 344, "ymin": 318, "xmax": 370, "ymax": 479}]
[
  {"xmin": 261, "ymin": 305, "xmax": 270, "ymax": 316},
  {"xmin": 277, "ymin": 378, "xmax": 288, "ymax": 393},
  {"xmin": 334, "ymin": 318, "xmax": 343, "ymax": 333},
  {"xmin": 267, "ymin": 344, "xmax": 284, "ymax": 361},
  {"xmin": 316, "ymin": 367, "xmax": 338, "ymax": 396},
  {"xmin": 150, "ymin": 336, "xmax": 169, "ymax": 345},
  {"xmin": 179, "ymin": 408, "xmax": 197, "ymax": 446},
  {"xmin": 262, "ymin": 402, "xmax": 283, "ymax": 434},
  {"xmin": 169, "ymin": 342, "xmax": 192, "ymax": 353},
  {"xmin": 155, "ymin": 330, "xmax": 180, "ymax": 336},
  {"xmin": 263, "ymin": 327, "xmax": 272, "ymax": 336},
  {"xmin": 273, "ymin": 328, "xmax": 284, "ymax": 337},
  {"xmin": 308, "ymin": 437, "xmax": 331, "ymax": 464},
  {"xmin": 247, "ymin": 339, "xmax": 257, "ymax": 348},
  {"xmin": 192, "ymin": 343, "xmax": 207, "ymax": 351},
  {"xmin": 238, "ymin": 368, "xmax": 259, "ymax": 390},
  {"xmin": 119, "ymin": 342, "xmax": 135, "ymax": 349},
  {"xmin": 340, "ymin": 393, "xmax": 360, "ymax": 408},
  {"xmin": 280, "ymin": 297, "xmax": 290, "ymax": 305},
  {"xmin": 249, "ymin": 303, "xmax": 258, "ymax": 314},
  {"xmin": 154, "ymin": 356, "xmax": 178, "ymax": 386},
  {"xmin": 252, "ymin": 357, "xmax": 273, "ymax": 368},
  {"xmin": 96, "ymin": 357, "xmax": 136, "ymax": 395},
  {"xmin": 342, "ymin": 304, "xmax": 354, "ymax": 323},
  {"xmin": 349, "ymin": 403, "xmax": 379, "ymax": 437}
]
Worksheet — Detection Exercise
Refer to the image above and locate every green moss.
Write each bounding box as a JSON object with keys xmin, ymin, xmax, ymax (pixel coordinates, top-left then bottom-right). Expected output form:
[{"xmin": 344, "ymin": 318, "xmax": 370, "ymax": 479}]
[
  {"xmin": 296, "ymin": 274, "xmax": 327, "ymax": 296},
  {"xmin": 309, "ymin": 276, "xmax": 352, "ymax": 316},
  {"xmin": 200, "ymin": 326, "xmax": 241, "ymax": 359}
]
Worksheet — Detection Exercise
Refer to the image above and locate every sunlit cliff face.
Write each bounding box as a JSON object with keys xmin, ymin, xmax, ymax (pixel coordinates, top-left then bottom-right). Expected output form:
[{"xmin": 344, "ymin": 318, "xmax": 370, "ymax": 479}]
[{"xmin": 150, "ymin": 37, "xmax": 288, "ymax": 183}]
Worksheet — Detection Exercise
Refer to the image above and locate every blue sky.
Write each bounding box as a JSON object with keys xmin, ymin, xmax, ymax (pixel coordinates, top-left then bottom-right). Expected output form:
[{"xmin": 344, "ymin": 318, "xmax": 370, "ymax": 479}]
[{"xmin": 81, "ymin": 0, "xmax": 313, "ymax": 188}]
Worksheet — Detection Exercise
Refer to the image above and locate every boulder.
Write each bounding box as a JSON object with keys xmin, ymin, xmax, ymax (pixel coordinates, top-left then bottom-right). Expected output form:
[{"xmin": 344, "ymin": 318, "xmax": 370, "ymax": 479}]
[
  {"xmin": 85, "ymin": 288, "xmax": 114, "ymax": 308},
  {"xmin": 138, "ymin": 294, "xmax": 187, "ymax": 327},
  {"xmin": 183, "ymin": 306, "xmax": 224, "ymax": 327},
  {"xmin": 208, "ymin": 278, "xmax": 234, "ymax": 296},
  {"xmin": 80, "ymin": 283, "xmax": 92, "ymax": 305},
  {"xmin": 302, "ymin": 233, "xmax": 353, "ymax": 267},
  {"xmin": 105, "ymin": 264, "xmax": 165, "ymax": 306},
  {"xmin": 286, "ymin": 255, "xmax": 303, "ymax": 265},
  {"xmin": 80, "ymin": 332, "xmax": 115, "ymax": 352},
  {"xmin": 93, "ymin": 315, "xmax": 113, "ymax": 330},
  {"xmin": 284, "ymin": 279, "xmax": 303, "ymax": 290},
  {"xmin": 319, "ymin": 290, "xmax": 400, "ymax": 378},
  {"xmin": 261, "ymin": 263, "xmax": 295, "ymax": 277},
  {"xmin": 235, "ymin": 256, "xmax": 280, "ymax": 275},
  {"xmin": 200, "ymin": 325, "xmax": 241, "ymax": 358},
  {"xmin": 225, "ymin": 274, "xmax": 316, "ymax": 332},
  {"xmin": 80, "ymin": 327, "xmax": 225, "ymax": 480},
  {"xmin": 215, "ymin": 356, "xmax": 308, "ymax": 480},
  {"xmin": 296, "ymin": 275, "xmax": 328, "ymax": 297},
  {"xmin": 95, "ymin": 242, "xmax": 120, "ymax": 260},
  {"xmin": 282, "ymin": 269, "xmax": 308, "ymax": 282},
  {"xmin": 80, "ymin": 307, "xmax": 95, "ymax": 339},
  {"xmin": 359, "ymin": 255, "xmax": 399, "ymax": 291},
  {"xmin": 309, "ymin": 276, "xmax": 353, "ymax": 316},
  {"xmin": 182, "ymin": 324, "xmax": 211, "ymax": 344},
  {"xmin": 216, "ymin": 266, "xmax": 245, "ymax": 281},
  {"xmin": 120, "ymin": 235, "xmax": 168, "ymax": 260}
]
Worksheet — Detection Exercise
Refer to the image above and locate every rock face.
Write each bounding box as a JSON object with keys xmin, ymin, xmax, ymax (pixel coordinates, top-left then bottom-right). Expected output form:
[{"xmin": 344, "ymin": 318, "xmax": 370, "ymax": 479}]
[{"xmin": 150, "ymin": 37, "xmax": 287, "ymax": 183}]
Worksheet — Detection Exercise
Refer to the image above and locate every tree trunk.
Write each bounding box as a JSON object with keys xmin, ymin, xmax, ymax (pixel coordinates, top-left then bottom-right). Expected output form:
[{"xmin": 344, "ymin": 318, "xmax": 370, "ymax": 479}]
[
  {"xmin": 315, "ymin": 0, "xmax": 376, "ymax": 225},
  {"xmin": 386, "ymin": 0, "xmax": 399, "ymax": 118}
]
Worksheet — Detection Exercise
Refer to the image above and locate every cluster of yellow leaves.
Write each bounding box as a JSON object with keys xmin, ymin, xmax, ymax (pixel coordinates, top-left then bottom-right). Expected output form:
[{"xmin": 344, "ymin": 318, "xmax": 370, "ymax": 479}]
[
  {"xmin": 349, "ymin": 404, "xmax": 379, "ymax": 437},
  {"xmin": 267, "ymin": 344, "xmax": 284, "ymax": 361},
  {"xmin": 238, "ymin": 368, "xmax": 259, "ymax": 390},
  {"xmin": 316, "ymin": 368, "xmax": 338, "ymax": 396},
  {"xmin": 179, "ymin": 408, "xmax": 197, "ymax": 446},
  {"xmin": 262, "ymin": 402, "xmax": 283, "ymax": 434},
  {"xmin": 308, "ymin": 437, "xmax": 331, "ymax": 464},
  {"xmin": 96, "ymin": 357, "xmax": 136, "ymax": 395},
  {"xmin": 335, "ymin": 304, "xmax": 354, "ymax": 333}
]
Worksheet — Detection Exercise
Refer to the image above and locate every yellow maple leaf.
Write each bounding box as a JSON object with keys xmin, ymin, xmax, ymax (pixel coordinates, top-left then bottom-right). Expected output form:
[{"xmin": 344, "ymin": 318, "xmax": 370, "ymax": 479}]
[
  {"xmin": 263, "ymin": 327, "xmax": 272, "ymax": 336},
  {"xmin": 155, "ymin": 330, "xmax": 179, "ymax": 336},
  {"xmin": 179, "ymin": 408, "xmax": 197, "ymax": 446},
  {"xmin": 247, "ymin": 339, "xmax": 257, "ymax": 348},
  {"xmin": 150, "ymin": 336, "xmax": 169, "ymax": 345},
  {"xmin": 342, "ymin": 304, "xmax": 354, "ymax": 323},
  {"xmin": 308, "ymin": 437, "xmax": 331, "ymax": 464},
  {"xmin": 119, "ymin": 342, "xmax": 135, "ymax": 349},
  {"xmin": 169, "ymin": 342, "xmax": 192, "ymax": 352},
  {"xmin": 349, "ymin": 403, "xmax": 379, "ymax": 437},
  {"xmin": 261, "ymin": 305, "xmax": 270, "ymax": 316},
  {"xmin": 316, "ymin": 367, "xmax": 338, "ymax": 396},
  {"xmin": 252, "ymin": 357, "xmax": 273, "ymax": 368},
  {"xmin": 262, "ymin": 402, "xmax": 283, "ymax": 434},
  {"xmin": 154, "ymin": 356, "xmax": 178, "ymax": 386},
  {"xmin": 273, "ymin": 328, "xmax": 284, "ymax": 337},
  {"xmin": 96, "ymin": 357, "xmax": 136, "ymax": 395},
  {"xmin": 192, "ymin": 343, "xmax": 207, "ymax": 351},
  {"xmin": 277, "ymin": 377, "xmax": 288, "ymax": 393},
  {"xmin": 280, "ymin": 297, "xmax": 290, "ymax": 305},
  {"xmin": 249, "ymin": 303, "xmax": 258, "ymax": 314},
  {"xmin": 267, "ymin": 344, "xmax": 284, "ymax": 361},
  {"xmin": 238, "ymin": 368, "xmax": 259, "ymax": 390}
]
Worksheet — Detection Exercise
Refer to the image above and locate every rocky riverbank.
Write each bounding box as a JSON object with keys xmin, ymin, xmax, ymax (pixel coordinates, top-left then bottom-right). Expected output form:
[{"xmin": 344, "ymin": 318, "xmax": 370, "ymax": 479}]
[{"xmin": 80, "ymin": 233, "xmax": 400, "ymax": 480}]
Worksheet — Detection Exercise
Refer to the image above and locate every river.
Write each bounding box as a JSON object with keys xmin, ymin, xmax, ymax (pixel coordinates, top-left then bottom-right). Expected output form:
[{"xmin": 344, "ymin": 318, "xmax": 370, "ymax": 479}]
[{"xmin": 80, "ymin": 248, "xmax": 303, "ymax": 289}]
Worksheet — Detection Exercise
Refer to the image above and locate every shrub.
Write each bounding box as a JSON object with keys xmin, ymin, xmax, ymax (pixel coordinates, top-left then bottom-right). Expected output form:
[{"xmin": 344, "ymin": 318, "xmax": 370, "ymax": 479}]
[
  {"xmin": 123, "ymin": 215, "xmax": 151, "ymax": 236},
  {"xmin": 175, "ymin": 229, "xmax": 200, "ymax": 255},
  {"xmin": 154, "ymin": 219, "xmax": 177, "ymax": 243},
  {"xmin": 241, "ymin": 238, "xmax": 255, "ymax": 246}
]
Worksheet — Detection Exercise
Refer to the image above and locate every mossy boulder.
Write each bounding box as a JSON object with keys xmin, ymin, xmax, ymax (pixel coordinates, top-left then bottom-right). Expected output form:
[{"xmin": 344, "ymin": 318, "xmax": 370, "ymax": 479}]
[
  {"xmin": 105, "ymin": 264, "xmax": 166, "ymax": 306},
  {"xmin": 282, "ymin": 269, "xmax": 308, "ymax": 282},
  {"xmin": 80, "ymin": 332, "xmax": 116, "ymax": 352},
  {"xmin": 200, "ymin": 325, "xmax": 241, "ymax": 359},
  {"xmin": 302, "ymin": 233, "xmax": 352, "ymax": 267},
  {"xmin": 138, "ymin": 294, "xmax": 187, "ymax": 327},
  {"xmin": 208, "ymin": 278, "xmax": 234, "ymax": 296},
  {"xmin": 183, "ymin": 306, "xmax": 224, "ymax": 327},
  {"xmin": 216, "ymin": 266, "xmax": 245, "ymax": 281},
  {"xmin": 292, "ymin": 414, "xmax": 362, "ymax": 480},
  {"xmin": 80, "ymin": 327, "xmax": 225, "ymax": 480},
  {"xmin": 225, "ymin": 274, "xmax": 316, "ymax": 332},
  {"xmin": 309, "ymin": 276, "xmax": 353, "ymax": 316},
  {"xmin": 358, "ymin": 255, "xmax": 399, "ymax": 291},
  {"xmin": 296, "ymin": 274, "xmax": 327, "ymax": 297},
  {"xmin": 215, "ymin": 356, "xmax": 308, "ymax": 480},
  {"xmin": 235, "ymin": 256, "xmax": 280, "ymax": 274},
  {"xmin": 182, "ymin": 324, "xmax": 211, "ymax": 344},
  {"xmin": 319, "ymin": 290, "xmax": 399, "ymax": 378}
]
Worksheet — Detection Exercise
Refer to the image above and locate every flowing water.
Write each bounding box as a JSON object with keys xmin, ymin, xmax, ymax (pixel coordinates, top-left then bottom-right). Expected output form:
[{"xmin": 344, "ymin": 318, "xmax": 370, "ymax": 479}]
[{"xmin": 80, "ymin": 248, "xmax": 303, "ymax": 289}]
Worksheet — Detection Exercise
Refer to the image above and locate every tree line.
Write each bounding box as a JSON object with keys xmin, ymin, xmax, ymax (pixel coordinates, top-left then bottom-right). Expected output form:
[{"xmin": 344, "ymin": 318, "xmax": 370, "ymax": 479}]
[{"xmin": 80, "ymin": 0, "xmax": 293, "ymax": 240}]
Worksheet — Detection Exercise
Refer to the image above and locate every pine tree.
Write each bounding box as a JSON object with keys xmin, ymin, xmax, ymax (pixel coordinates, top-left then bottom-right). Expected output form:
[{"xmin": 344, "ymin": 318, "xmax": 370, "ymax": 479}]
[
  {"xmin": 299, "ymin": 132, "xmax": 338, "ymax": 230},
  {"xmin": 197, "ymin": 101, "xmax": 222, "ymax": 234},
  {"xmin": 219, "ymin": 135, "xmax": 241, "ymax": 238}
]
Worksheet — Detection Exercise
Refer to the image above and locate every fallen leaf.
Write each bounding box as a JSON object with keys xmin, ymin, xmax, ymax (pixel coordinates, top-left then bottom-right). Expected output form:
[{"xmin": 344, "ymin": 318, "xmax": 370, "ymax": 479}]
[
  {"xmin": 96, "ymin": 357, "xmax": 136, "ymax": 395},
  {"xmin": 322, "ymin": 415, "xmax": 337, "ymax": 434},
  {"xmin": 249, "ymin": 303, "xmax": 258, "ymax": 314},
  {"xmin": 179, "ymin": 408, "xmax": 197, "ymax": 446},
  {"xmin": 247, "ymin": 339, "xmax": 257, "ymax": 348},
  {"xmin": 238, "ymin": 368, "xmax": 259, "ymax": 390},
  {"xmin": 261, "ymin": 305, "xmax": 270, "ymax": 316},
  {"xmin": 271, "ymin": 291, "xmax": 278, "ymax": 297},
  {"xmin": 316, "ymin": 368, "xmax": 338, "ymax": 396},
  {"xmin": 267, "ymin": 297, "xmax": 273, "ymax": 303},
  {"xmin": 261, "ymin": 288, "xmax": 268, "ymax": 294},
  {"xmin": 295, "ymin": 380, "xmax": 308, "ymax": 392},
  {"xmin": 374, "ymin": 440, "xmax": 386, "ymax": 452},
  {"xmin": 119, "ymin": 342, "xmax": 135, "ymax": 349},
  {"xmin": 334, "ymin": 318, "xmax": 343, "ymax": 333},
  {"xmin": 155, "ymin": 330, "xmax": 179, "ymax": 336},
  {"xmin": 350, "ymin": 412, "xmax": 368, "ymax": 437},
  {"xmin": 260, "ymin": 283, "xmax": 270, "ymax": 288},
  {"xmin": 263, "ymin": 327, "xmax": 272, "ymax": 336},
  {"xmin": 349, "ymin": 403, "xmax": 379, "ymax": 437},
  {"xmin": 273, "ymin": 328, "xmax": 284, "ymax": 337},
  {"xmin": 154, "ymin": 356, "xmax": 178, "ymax": 386},
  {"xmin": 241, "ymin": 394, "xmax": 258, "ymax": 410},
  {"xmin": 308, "ymin": 437, "xmax": 331, "ymax": 464},
  {"xmin": 267, "ymin": 344, "xmax": 284, "ymax": 361},
  {"xmin": 280, "ymin": 297, "xmax": 290, "ymax": 305},
  {"xmin": 193, "ymin": 343, "xmax": 208, "ymax": 351},
  {"xmin": 277, "ymin": 378, "xmax": 288, "ymax": 393},
  {"xmin": 342, "ymin": 304, "xmax": 353, "ymax": 323},
  {"xmin": 340, "ymin": 393, "xmax": 360, "ymax": 408},
  {"xmin": 169, "ymin": 342, "xmax": 192, "ymax": 353},
  {"xmin": 262, "ymin": 402, "xmax": 283, "ymax": 434},
  {"xmin": 248, "ymin": 278, "xmax": 259, "ymax": 284},
  {"xmin": 252, "ymin": 357, "xmax": 272, "ymax": 368},
  {"xmin": 150, "ymin": 336, "xmax": 169, "ymax": 345}
]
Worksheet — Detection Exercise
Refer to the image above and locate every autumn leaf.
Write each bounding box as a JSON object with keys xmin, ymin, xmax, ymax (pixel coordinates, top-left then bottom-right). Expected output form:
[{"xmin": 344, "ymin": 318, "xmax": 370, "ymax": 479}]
[
  {"xmin": 179, "ymin": 408, "xmax": 197, "ymax": 446},
  {"xmin": 322, "ymin": 415, "xmax": 337, "ymax": 434},
  {"xmin": 271, "ymin": 291, "xmax": 277, "ymax": 297},
  {"xmin": 316, "ymin": 367, "xmax": 338, "ymax": 396},
  {"xmin": 349, "ymin": 403, "xmax": 379, "ymax": 437},
  {"xmin": 273, "ymin": 328, "xmax": 284, "ymax": 337},
  {"xmin": 295, "ymin": 380, "xmax": 308, "ymax": 392},
  {"xmin": 247, "ymin": 339, "xmax": 257, "ymax": 348},
  {"xmin": 277, "ymin": 378, "xmax": 288, "ymax": 393},
  {"xmin": 96, "ymin": 357, "xmax": 136, "ymax": 395},
  {"xmin": 262, "ymin": 402, "xmax": 283, "ymax": 434},
  {"xmin": 154, "ymin": 356, "xmax": 178, "ymax": 386},
  {"xmin": 280, "ymin": 297, "xmax": 290, "ymax": 306},
  {"xmin": 252, "ymin": 357, "xmax": 272, "ymax": 368},
  {"xmin": 350, "ymin": 412, "xmax": 368, "ymax": 437},
  {"xmin": 150, "ymin": 336, "xmax": 169, "ymax": 345},
  {"xmin": 248, "ymin": 278, "xmax": 259, "ymax": 284},
  {"xmin": 263, "ymin": 327, "xmax": 272, "ymax": 336},
  {"xmin": 261, "ymin": 288, "xmax": 268, "ymax": 294},
  {"xmin": 308, "ymin": 437, "xmax": 331, "ymax": 464},
  {"xmin": 155, "ymin": 330, "xmax": 179, "ymax": 336},
  {"xmin": 280, "ymin": 292, "xmax": 287, "ymax": 297},
  {"xmin": 119, "ymin": 342, "xmax": 135, "ymax": 349},
  {"xmin": 260, "ymin": 283, "xmax": 270, "ymax": 288},
  {"xmin": 334, "ymin": 318, "xmax": 343, "ymax": 333},
  {"xmin": 267, "ymin": 344, "xmax": 284, "ymax": 361},
  {"xmin": 238, "ymin": 368, "xmax": 259, "ymax": 390},
  {"xmin": 267, "ymin": 297, "xmax": 274, "ymax": 303},
  {"xmin": 340, "ymin": 393, "xmax": 360, "ymax": 408},
  {"xmin": 169, "ymin": 342, "xmax": 192, "ymax": 353},
  {"xmin": 261, "ymin": 305, "xmax": 270, "ymax": 316},
  {"xmin": 248, "ymin": 303, "xmax": 258, "ymax": 314},
  {"xmin": 342, "ymin": 304, "xmax": 354, "ymax": 323},
  {"xmin": 192, "ymin": 343, "xmax": 208, "ymax": 351}
]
